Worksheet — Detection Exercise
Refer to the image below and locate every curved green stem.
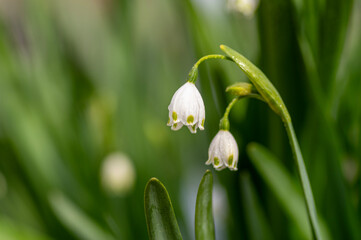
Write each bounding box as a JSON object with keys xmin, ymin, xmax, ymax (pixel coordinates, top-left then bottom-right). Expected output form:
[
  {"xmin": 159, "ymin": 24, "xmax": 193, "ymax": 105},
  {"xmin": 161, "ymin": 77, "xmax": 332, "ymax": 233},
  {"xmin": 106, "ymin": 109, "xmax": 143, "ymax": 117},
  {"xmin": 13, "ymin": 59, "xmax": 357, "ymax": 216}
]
[
  {"xmin": 223, "ymin": 97, "xmax": 239, "ymax": 119},
  {"xmin": 219, "ymin": 97, "xmax": 239, "ymax": 131},
  {"xmin": 219, "ymin": 93, "xmax": 265, "ymax": 131},
  {"xmin": 194, "ymin": 55, "xmax": 232, "ymax": 69},
  {"xmin": 188, "ymin": 55, "xmax": 232, "ymax": 83}
]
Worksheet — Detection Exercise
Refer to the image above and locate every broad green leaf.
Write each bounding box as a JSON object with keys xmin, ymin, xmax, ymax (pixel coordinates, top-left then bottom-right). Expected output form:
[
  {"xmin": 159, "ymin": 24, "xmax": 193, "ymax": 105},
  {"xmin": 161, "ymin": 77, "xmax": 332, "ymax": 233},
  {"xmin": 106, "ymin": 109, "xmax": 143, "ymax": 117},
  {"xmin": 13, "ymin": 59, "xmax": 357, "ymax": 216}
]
[
  {"xmin": 247, "ymin": 143, "xmax": 330, "ymax": 240},
  {"xmin": 239, "ymin": 172, "xmax": 273, "ymax": 240},
  {"xmin": 49, "ymin": 192, "xmax": 115, "ymax": 240},
  {"xmin": 195, "ymin": 170, "xmax": 215, "ymax": 240},
  {"xmin": 144, "ymin": 178, "xmax": 182, "ymax": 240}
]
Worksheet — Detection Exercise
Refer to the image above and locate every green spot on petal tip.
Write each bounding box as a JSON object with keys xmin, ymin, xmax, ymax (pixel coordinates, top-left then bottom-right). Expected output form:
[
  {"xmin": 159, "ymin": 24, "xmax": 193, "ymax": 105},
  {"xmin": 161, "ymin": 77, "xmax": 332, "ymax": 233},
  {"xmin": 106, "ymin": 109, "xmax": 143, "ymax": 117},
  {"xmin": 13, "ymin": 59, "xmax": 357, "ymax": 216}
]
[
  {"xmin": 187, "ymin": 115, "xmax": 194, "ymax": 124},
  {"xmin": 214, "ymin": 157, "xmax": 220, "ymax": 166},
  {"xmin": 228, "ymin": 155, "xmax": 233, "ymax": 166},
  {"xmin": 172, "ymin": 111, "xmax": 177, "ymax": 121}
]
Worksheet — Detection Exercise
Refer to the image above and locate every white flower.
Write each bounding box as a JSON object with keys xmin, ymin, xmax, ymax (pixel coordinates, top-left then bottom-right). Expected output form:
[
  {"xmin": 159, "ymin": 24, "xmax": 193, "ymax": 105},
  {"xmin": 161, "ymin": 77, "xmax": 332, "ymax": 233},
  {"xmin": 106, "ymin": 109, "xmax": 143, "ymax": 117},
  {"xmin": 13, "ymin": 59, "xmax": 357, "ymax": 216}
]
[
  {"xmin": 101, "ymin": 152, "xmax": 136, "ymax": 196},
  {"xmin": 206, "ymin": 130, "xmax": 239, "ymax": 171},
  {"xmin": 167, "ymin": 82, "xmax": 205, "ymax": 133},
  {"xmin": 227, "ymin": 0, "xmax": 259, "ymax": 17}
]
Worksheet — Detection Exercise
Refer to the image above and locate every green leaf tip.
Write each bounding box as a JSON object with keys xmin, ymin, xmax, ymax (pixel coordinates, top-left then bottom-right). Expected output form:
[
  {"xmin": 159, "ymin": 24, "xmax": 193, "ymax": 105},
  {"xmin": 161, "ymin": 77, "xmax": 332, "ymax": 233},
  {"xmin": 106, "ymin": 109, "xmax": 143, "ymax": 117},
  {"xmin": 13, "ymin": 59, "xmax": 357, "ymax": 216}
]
[
  {"xmin": 219, "ymin": 44, "xmax": 290, "ymax": 123},
  {"xmin": 144, "ymin": 178, "xmax": 183, "ymax": 240},
  {"xmin": 195, "ymin": 170, "xmax": 215, "ymax": 240}
]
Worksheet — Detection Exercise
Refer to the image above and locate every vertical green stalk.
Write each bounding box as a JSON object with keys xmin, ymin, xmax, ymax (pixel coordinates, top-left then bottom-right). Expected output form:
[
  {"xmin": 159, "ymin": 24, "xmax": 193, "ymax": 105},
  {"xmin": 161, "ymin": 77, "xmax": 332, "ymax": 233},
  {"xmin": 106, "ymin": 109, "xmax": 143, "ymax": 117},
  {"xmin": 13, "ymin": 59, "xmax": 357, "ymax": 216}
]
[{"xmin": 283, "ymin": 120, "xmax": 321, "ymax": 240}]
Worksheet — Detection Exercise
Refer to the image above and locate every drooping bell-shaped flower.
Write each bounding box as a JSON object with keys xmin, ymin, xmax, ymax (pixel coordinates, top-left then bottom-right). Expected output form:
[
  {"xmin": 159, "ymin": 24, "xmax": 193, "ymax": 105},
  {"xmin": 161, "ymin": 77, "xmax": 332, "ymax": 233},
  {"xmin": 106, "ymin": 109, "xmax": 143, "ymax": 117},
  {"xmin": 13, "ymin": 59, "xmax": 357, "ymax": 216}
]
[
  {"xmin": 167, "ymin": 82, "xmax": 205, "ymax": 133},
  {"xmin": 206, "ymin": 130, "xmax": 239, "ymax": 171}
]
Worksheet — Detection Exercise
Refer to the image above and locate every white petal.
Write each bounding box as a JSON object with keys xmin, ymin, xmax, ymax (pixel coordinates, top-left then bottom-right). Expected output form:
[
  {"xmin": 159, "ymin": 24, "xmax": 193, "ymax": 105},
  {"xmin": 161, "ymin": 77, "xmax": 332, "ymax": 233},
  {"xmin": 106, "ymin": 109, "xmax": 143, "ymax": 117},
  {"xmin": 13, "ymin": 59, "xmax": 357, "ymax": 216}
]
[
  {"xmin": 168, "ymin": 82, "xmax": 188, "ymax": 111},
  {"xmin": 187, "ymin": 124, "xmax": 197, "ymax": 134},
  {"xmin": 174, "ymin": 84, "xmax": 199, "ymax": 125},
  {"xmin": 214, "ymin": 164, "xmax": 227, "ymax": 171},
  {"xmin": 168, "ymin": 110, "xmax": 180, "ymax": 126},
  {"xmin": 168, "ymin": 83, "xmax": 190, "ymax": 126},
  {"xmin": 171, "ymin": 122, "xmax": 183, "ymax": 131},
  {"xmin": 196, "ymin": 88, "xmax": 205, "ymax": 130}
]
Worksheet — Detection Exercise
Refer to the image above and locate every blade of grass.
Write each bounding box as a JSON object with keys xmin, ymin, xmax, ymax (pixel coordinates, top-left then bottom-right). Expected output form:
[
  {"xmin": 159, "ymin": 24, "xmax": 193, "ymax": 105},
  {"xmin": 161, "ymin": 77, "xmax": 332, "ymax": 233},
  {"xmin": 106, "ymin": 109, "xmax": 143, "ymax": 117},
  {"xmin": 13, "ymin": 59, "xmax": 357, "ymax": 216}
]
[
  {"xmin": 247, "ymin": 143, "xmax": 331, "ymax": 240},
  {"xmin": 49, "ymin": 192, "xmax": 115, "ymax": 240},
  {"xmin": 239, "ymin": 172, "xmax": 274, "ymax": 240}
]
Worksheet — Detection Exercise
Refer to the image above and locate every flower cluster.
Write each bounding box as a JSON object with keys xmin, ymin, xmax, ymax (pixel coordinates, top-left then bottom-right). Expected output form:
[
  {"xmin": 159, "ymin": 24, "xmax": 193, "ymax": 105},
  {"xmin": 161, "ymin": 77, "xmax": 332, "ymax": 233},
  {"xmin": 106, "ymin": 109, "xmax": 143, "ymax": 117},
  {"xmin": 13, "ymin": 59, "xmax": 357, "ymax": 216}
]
[{"xmin": 167, "ymin": 81, "xmax": 239, "ymax": 171}]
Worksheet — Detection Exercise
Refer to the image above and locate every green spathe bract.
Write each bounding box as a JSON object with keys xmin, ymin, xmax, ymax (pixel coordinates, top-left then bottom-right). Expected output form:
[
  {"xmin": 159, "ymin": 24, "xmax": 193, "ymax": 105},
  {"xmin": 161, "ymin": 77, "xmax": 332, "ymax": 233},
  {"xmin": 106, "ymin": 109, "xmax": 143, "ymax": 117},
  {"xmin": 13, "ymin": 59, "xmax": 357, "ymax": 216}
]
[
  {"xmin": 220, "ymin": 45, "xmax": 321, "ymax": 240},
  {"xmin": 220, "ymin": 44, "xmax": 290, "ymax": 123}
]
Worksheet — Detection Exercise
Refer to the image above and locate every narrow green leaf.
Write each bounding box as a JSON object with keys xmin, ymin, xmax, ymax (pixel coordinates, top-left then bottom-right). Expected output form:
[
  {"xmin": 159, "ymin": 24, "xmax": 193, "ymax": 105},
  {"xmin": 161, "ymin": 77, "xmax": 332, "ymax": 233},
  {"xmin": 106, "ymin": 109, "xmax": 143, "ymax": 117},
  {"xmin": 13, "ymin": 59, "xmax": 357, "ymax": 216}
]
[
  {"xmin": 49, "ymin": 192, "xmax": 115, "ymax": 240},
  {"xmin": 144, "ymin": 178, "xmax": 182, "ymax": 240},
  {"xmin": 247, "ymin": 143, "xmax": 330, "ymax": 240},
  {"xmin": 239, "ymin": 172, "xmax": 274, "ymax": 240},
  {"xmin": 220, "ymin": 44, "xmax": 290, "ymax": 123},
  {"xmin": 195, "ymin": 170, "xmax": 215, "ymax": 240}
]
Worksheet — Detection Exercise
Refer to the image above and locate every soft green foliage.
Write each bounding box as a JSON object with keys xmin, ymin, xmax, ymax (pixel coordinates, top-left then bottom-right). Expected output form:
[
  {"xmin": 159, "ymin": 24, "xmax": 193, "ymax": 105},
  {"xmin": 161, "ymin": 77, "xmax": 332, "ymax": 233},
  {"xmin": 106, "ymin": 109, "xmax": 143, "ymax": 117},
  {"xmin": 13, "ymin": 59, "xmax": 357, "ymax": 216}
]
[
  {"xmin": 0, "ymin": 217, "xmax": 51, "ymax": 240},
  {"xmin": 239, "ymin": 172, "xmax": 273, "ymax": 240},
  {"xmin": 247, "ymin": 143, "xmax": 319, "ymax": 239},
  {"xmin": 49, "ymin": 193, "xmax": 116, "ymax": 240},
  {"xmin": 0, "ymin": 0, "xmax": 360, "ymax": 239}
]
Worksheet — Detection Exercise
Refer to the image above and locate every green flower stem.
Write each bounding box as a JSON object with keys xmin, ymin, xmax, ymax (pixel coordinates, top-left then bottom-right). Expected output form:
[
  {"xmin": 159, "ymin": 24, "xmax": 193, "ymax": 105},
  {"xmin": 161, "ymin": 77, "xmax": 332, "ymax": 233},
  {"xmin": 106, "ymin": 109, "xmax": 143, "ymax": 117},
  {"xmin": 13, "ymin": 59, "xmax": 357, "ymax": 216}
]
[
  {"xmin": 284, "ymin": 119, "xmax": 322, "ymax": 240},
  {"xmin": 188, "ymin": 55, "xmax": 232, "ymax": 83},
  {"xmin": 219, "ymin": 97, "xmax": 239, "ymax": 131}
]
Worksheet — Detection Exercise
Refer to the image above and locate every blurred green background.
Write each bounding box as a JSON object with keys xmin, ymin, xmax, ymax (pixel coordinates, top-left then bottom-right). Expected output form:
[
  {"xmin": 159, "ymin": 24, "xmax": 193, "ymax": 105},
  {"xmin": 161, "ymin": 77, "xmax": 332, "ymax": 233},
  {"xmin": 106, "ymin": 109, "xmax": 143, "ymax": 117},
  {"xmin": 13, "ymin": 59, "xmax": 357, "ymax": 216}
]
[{"xmin": 0, "ymin": 0, "xmax": 360, "ymax": 239}]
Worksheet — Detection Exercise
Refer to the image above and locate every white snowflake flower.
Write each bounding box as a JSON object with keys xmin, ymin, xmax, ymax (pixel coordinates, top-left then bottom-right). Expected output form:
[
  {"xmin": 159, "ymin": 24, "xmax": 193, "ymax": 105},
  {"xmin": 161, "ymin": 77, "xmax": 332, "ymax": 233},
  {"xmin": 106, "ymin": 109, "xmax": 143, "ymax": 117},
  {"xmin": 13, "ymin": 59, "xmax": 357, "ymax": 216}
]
[
  {"xmin": 167, "ymin": 82, "xmax": 205, "ymax": 133},
  {"xmin": 206, "ymin": 130, "xmax": 239, "ymax": 171},
  {"xmin": 227, "ymin": 0, "xmax": 260, "ymax": 17},
  {"xmin": 101, "ymin": 152, "xmax": 136, "ymax": 196}
]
